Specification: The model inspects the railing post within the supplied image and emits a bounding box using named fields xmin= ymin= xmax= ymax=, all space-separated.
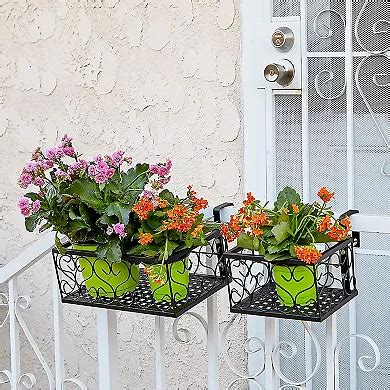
xmin=53 ymin=271 xmax=65 ymax=389
xmin=155 ymin=316 xmax=166 ymax=390
xmin=8 ymin=277 xmax=20 ymax=390
xmin=327 ymin=314 xmax=337 ymax=390
xmin=97 ymin=309 xmax=120 ymax=390
xmin=264 ymin=317 xmax=276 ymax=390
xmin=206 ymin=243 xmax=219 ymax=390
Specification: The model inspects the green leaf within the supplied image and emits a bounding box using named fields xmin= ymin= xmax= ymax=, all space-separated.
xmin=121 ymin=164 xmax=150 ymax=205
xmin=141 ymin=249 xmax=159 ymax=257
xmin=147 ymin=214 xmax=162 ymax=230
xmin=55 ymin=233 xmax=66 ymax=255
xmin=79 ymin=204 xmax=93 ymax=226
xmin=25 ymin=214 xmax=39 ymax=232
xmin=39 ymin=222 xmax=52 ymax=233
xmin=289 ymin=244 xmax=296 ymax=257
xmin=271 ymin=221 xmax=291 ymax=244
xmin=97 ymin=214 xmax=116 ymax=225
xmin=166 ymin=240 xmax=178 ymax=257
xmin=24 ymin=192 xmax=41 ymax=202
xmin=67 ymin=179 xmax=105 ymax=211
xmin=127 ymin=245 xmax=145 ymax=255
xmin=258 ymin=242 xmax=266 ymax=255
xmin=159 ymin=189 xmax=175 ymax=203
xmin=237 ymin=233 xmax=256 ymax=251
xmin=312 ymin=231 xmax=334 ymax=243
xmin=275 ymin=186 xmax=301 ymax=209
xmin=105 ymin=202 xmax=131 ymax=224
xmin=267 ymin=240 xmax=291 ymax=254
xmin=96 ymin=238 xmax=122 ymax=262
xmin=69 ymin=219 xmax=88 ymax=233
xmin=264 ymin=253 xmax=290 ymax=261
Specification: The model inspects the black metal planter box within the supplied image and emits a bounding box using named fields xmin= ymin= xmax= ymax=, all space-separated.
xmin=223 ymin=235 xmax=359 ymax=322
xmin=53 ymin=231 xmax=228 ymax=318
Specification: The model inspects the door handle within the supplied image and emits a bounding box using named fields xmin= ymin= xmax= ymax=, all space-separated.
xmin=264 ymin=59 xmax=295 ymax=86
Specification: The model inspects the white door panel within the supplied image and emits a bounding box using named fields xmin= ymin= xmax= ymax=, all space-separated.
xmin=247 ymin=0 xmax=390 ymax=388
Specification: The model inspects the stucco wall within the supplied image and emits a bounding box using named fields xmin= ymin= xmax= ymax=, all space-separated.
xmin=0 ymin=0 xmax=245 ymax=388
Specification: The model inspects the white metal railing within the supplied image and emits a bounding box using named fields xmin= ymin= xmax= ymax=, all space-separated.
xmin=0 ymin=208 xmax=386 ymax=389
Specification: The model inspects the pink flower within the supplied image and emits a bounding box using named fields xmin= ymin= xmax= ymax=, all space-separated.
xmin=18 ymin=197 xmax=30 ymax=209
xmin=32 ymin=200 xmax=41 ymax=213
xmin=61 ymin=134 xmax=72 ymax=146
xmin=24 ymin=162 xmax=38 ymax=172
xmin=141 ymin=190 xmax=154 ymax=200
xmin=88 ymin=165 xmax=97 ymax=176
xmin=55 ymin=169 xmax=70 ymax=181
xmin=18 ymin=197 xmax=32 ymax=217
xmin=45 ymin=147 xmax=64 ymax=160
xmin=18 ymin=172 xmax=33 ymax=188
xmin=63 ymin=146 xmax=75 ymax=157
xmin=40 ymin=160 xmax=54 ymax=170
xmin=107 ymin=151 xmax=124 ymax=168
xmin=33 ymin=177 xmax=45 ymax=187
xmin=68 ymin=160 xmax=88 ymax=176
xmin=88 ymin=160 xmax=115 ymax=184
xmin=149 ymin=159 xmax=172 ymax=178
xmin=113 ymin=223 xmax=127 ymax=239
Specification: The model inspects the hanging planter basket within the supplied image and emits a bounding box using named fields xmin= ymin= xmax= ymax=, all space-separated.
xmin=223 ymin=234 xmax=359 ymax=322
xmin=53 ymin=231 xmax=228 ymax=318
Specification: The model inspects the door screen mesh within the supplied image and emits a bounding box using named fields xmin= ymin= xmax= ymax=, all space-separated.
xmin=273 ymin=0 xmax=301 ymax=17
xmin=271 ymin=0 xmax=390 ymax=388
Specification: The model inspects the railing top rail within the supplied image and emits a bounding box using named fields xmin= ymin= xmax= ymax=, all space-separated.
xmin=0 ymin=232 xmax=55 ymax=284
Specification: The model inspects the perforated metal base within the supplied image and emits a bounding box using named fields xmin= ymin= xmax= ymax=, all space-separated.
xmin=230 ymin=283 xmax=358 ymax=322
xmin=61 ymin=270 xmax=228 ymax=318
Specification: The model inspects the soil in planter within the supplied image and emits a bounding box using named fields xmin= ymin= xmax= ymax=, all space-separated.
xmin=273 ymin=265 xmax=317 ymax=307
xmin=148 ymin=258 xmax=189 ymax=303
xmin=73 ymin=243 xmax=140 ymax=298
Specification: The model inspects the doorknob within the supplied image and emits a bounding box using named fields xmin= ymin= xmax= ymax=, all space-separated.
xmin=264 ymin=59 xmax=295 ymax=86
xmin=271 ymin=27 xmax=295 ymax=51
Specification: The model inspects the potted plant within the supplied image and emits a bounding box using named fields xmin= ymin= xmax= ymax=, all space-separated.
xmin=220 ymin=187 xmax=351 ymax=306
xmin=128 ymin=185 xmax=214 ymax=303
xmin=17 ymin=135 xmax=170 ymax=298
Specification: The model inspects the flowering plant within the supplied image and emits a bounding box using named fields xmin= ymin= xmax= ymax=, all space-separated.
xmin=128 ymin=185 xmax=213 ymax=281
xmin=17 ymin=135 xmax=172 ymax=262
xmin=221 ymin=187 xmax=351 ymax=265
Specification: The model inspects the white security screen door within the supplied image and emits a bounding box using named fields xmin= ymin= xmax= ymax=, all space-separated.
xmin=243 ymin=0 xmax=390 ymax=388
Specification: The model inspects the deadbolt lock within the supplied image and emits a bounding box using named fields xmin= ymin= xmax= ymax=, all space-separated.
xmin=264 ymin=60 xmax=295 ymax=86
xmin=272 ymin=26 xmax=295 ymax=52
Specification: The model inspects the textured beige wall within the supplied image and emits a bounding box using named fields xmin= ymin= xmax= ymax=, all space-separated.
xmin=0 ymin=0 xmax=245 ymax=388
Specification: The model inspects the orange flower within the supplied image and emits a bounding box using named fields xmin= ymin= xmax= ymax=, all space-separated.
xmin=251 ymin=212 xmax=268 ymax=225
xmin=133 ymin=197 xmax=155 ymax=220
xmin=252 ymin=228 xmax=264 ymax=236
xmin=317 ymin=187 xmax=335 ymax=203
xmin=327 ymin=224 xmax=349 ymax=241
xmin=187 ymin=185 xmax=208 ymax=212
xmin=340 ymin=216 xmax=351 ymax=231
xmin=191 ymin=224 xmax=204 ymax=238
xmin=167 ymin=204 xmax=187 ymax=219
xmin=318 ymin=215 xmax=332 ymax=232
xmin=157 ymin=198 xmax=168 ymax=209
xmin=292 ymin=204 xmax=299 ymax=213
xmin=138 ymin=232 xmax=154 ymax=245
xmin=243 ymin=192 xmax=256 ymax=206
xmin=164 ymin=204 xmax=196 ymax=232
xmin=220 ymin=215 xmax=243 ymax=242
xmin=295 ymin=245 xmax=322 ymax=265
